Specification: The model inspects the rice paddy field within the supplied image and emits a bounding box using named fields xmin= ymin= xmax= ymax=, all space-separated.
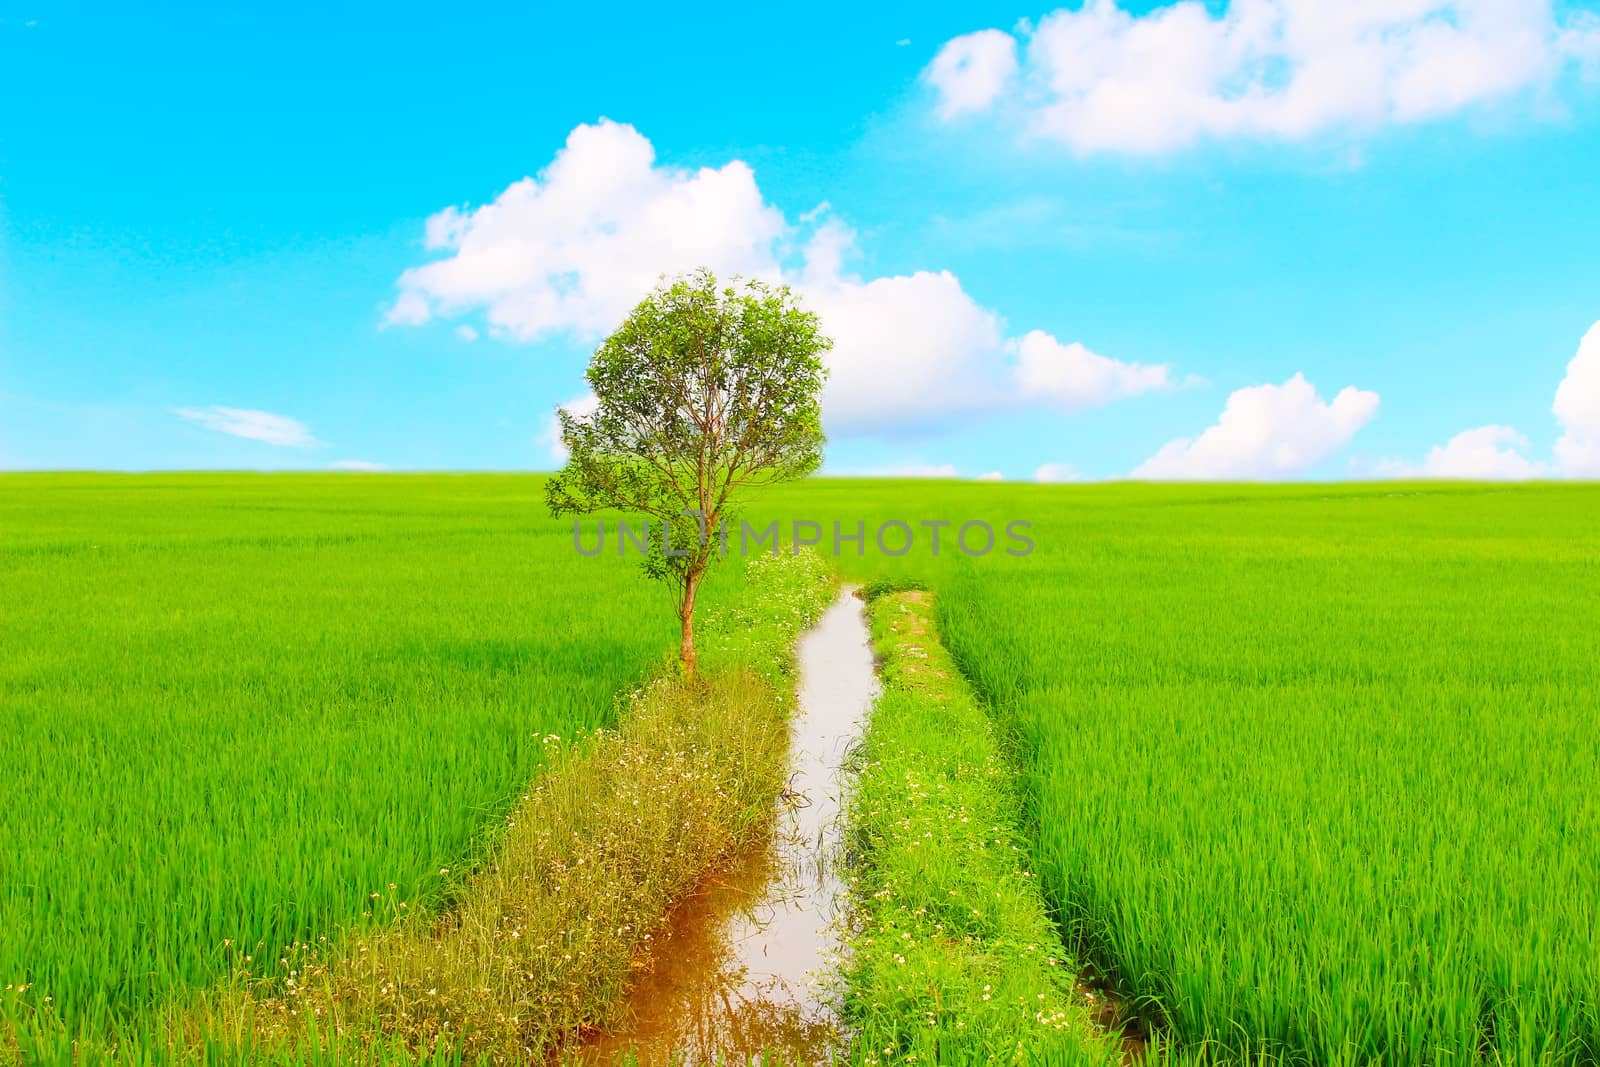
xmin=0 ymin=473 xmax=734 ymax=1047
xmin=763 ymin=479 xmax=1600 ymax=1065
xmin=4 ymin=473 xmax=1598 ymax=1063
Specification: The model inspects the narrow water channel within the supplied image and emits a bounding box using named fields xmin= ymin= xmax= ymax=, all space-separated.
xmin=582 ymin=586 xmax=879 ymax=1065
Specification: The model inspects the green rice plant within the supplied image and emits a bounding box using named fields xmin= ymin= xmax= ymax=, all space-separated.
xmin=756 ymin=479 xmax=1600 ymax=1064
xmin=0 ymin=473 xmax=758 ymax=1053
xmin=193 ymin=550 xmax=835 ymax=1064
xmin=9 ymin=473 xmax=1600 ymax=1065
xmin=842 ymin=588 xmax=1119 ymax=1067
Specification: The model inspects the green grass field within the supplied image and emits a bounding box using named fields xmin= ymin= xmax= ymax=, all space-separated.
xmin=762 ymin=479 xmax=1600 ymax=1064
xmin=5 ymin=475 xmax=1598 ymax=1063
xmin=0 ymin=473 xmax=747 ymax=1046
xmin=843 ymin=586 xmax=1119 ymax=1066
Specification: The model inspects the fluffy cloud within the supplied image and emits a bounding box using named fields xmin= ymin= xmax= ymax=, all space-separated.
xmin=390 ymin=120 xmax=1172 ymax=436
xmin=976 ymin=470 xmax=1006 ymax=481
xmin=1554 ymin=321 xmax=1600 ymax=477
xmin=391 ymin=121 xmax=783 ymax=340
xmin=1034 ymin=462 xmax=1081 ymax=482
xmin=928 ymin=0 xmax=1600 ymax=154
xmin=800 ymin=225 xmax=1010 ymax=427
xmin=1360 ymin=321 xmax=1598 ymax=480
xmin=540 ymin=391 xmax=600 ymax=464
xmin=174 ymin=406 xmax=320 ymax=448
xmin=1421 ymin=425 xmax=1545 ymax=478
xmin=330 ymin=459 xmax=387 ymax=471
xmin=1132 ymin=373 xmax=1378 ymax=479
xmin=924 ymin=28 xmax=1019 ymax=118
xmin=1011 ymin=329 xmax=1170 ymax=411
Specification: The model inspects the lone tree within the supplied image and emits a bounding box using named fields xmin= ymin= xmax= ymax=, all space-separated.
xmin=547 ymin=269 xmax=830 ymax=676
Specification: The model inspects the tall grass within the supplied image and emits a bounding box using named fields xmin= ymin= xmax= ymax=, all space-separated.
xmin=760 ymin=479 xmax=1600 ymax=1064
xmin=842 ymin=588 xmax=1118 ymax=1066
xmin=8 ymin=474 xmax=1599 ymax=1063
xmin=0 ymin=474 xmax=746 ymax=1051
xmin=204 ymin=552 xmax=835 ymax=1064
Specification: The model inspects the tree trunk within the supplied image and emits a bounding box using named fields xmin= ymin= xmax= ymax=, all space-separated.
xmin=679 ymin=573 xmax=699 ymax=677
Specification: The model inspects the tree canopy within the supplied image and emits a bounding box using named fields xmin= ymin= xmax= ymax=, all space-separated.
xmin=547 ymin=269 xmax=831 ymax=674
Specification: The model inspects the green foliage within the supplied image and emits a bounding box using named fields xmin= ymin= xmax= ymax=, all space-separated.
xmin=546 ymin=269 xmax=830 ymax=669
xmin=695 ymin=550 xmax=836 ymax=686
xmin=843 ymin=590 xmax=1118 ymax=1067
xmin=859 ymin=576 xmax=928 ymax=602
xmin=216 ymin=552 xmax=835 ymax=1065
xmin=9 ymin=473 xmax=1600 ymax=1066
xmin=0 ymin=476 xmax=834 ymax=1063
xmin=754 ymin=479 xmax=1600 ymax=1065
xmin=0 ymin=473 xmax=735 ymax=1053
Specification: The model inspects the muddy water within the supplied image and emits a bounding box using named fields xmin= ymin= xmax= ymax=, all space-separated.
xmin=582 ymin=587 xmax=878 ymax=1066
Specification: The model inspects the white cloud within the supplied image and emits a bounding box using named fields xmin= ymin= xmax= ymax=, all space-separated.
xmin=173 ymin=406 xmax=320 ymax=448
xmin=389 ymin=120 xmax=783 ymax=341
xmin=1554 ymin=321 xmax=1600 ymax=477
xmin=387 ymin=291 xmax=431 ymax=327
xmin=1421 ymin=424 xmax=1545 ymax=478
xmin=928 ymin=0 xmax=1600 ymax=154
xmin=976 ymin=470 xmax=1005 ymax=481
xmin=1363 ymin=321 xmax=1599 ymax=481
xmin=1011 ymin=329 xmax=1170 ymax=411
xmin=924 ymin=28 xmax=1020 ymax=118
xmin=540 ymin=391 xmax=600 ymax=464
xmin=1565 ymin=11 xmax=1600 ymax=77
xmin=1034 ymin=462 xmax=1081 ymax=482
xmin=454 ymin=325 xmax=480 ymax=342
xmin=389 ymin=119 xmax=1174 ymax=437
xmin=800 ymin=229 xmax=1010 ymax=428
xmin=1132 ymin=373 xmax=1379 ymax=479
xmin=330 ymin=459 xmax=387 ymax=471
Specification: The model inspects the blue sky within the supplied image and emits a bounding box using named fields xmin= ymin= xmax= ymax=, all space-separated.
xmin=3 ymin=0 xmax=1599 ymax=479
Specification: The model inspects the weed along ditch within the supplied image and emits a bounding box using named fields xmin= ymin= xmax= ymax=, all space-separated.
xmin=584 ymin=586 xmax=880 ymax=1065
